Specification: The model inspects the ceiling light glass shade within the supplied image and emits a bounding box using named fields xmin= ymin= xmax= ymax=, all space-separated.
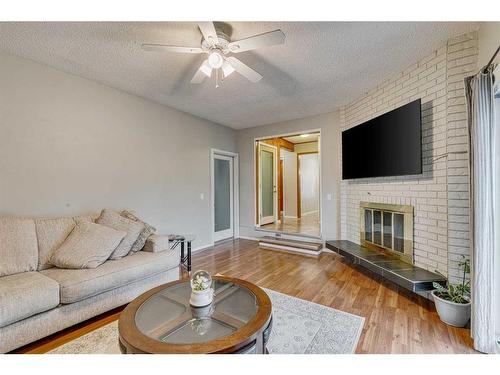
xmin=221 ymin=60 xmax=235 ymax=78
xmin=208 ymin=51 xmax=224 ymax=69
xmin=200 ymin=61 xmax=212 ymax=77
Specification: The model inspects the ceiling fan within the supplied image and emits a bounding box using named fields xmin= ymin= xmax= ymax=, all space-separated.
xmin=141 ymin=22 xmax=285 ymax=87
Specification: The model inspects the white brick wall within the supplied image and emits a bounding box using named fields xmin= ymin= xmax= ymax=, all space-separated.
xmin=340 ymin=32 xmax=478 ymax=281
xmin=446 ymin=33 xmax=478 ymax=283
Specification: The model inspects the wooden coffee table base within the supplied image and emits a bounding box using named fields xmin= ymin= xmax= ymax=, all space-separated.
xmin=119 ymin=318 xmax=273 ymax=354
xmin=118 ymin=276 xmax=273 ymax=354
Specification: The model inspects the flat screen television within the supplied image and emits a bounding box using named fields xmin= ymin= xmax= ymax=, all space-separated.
xmin=342 ymin=99 xmax=422 ymax=179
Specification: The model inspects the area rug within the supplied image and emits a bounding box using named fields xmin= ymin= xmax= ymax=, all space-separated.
xmin=48 ymin=288 xmax=364 ymax=354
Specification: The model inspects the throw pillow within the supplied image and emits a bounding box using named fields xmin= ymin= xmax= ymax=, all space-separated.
xmin=120 ymin=210 xmax=156 ymax=253
xmin=96 ymin=209 xmax=145 ymax=259
xmin=0 ymin=217 xmax=38 ymax=277
xmin=35 ymin=217 xmax=76 ymax=270
xmin=50 ymin=221 xmax=126 ymax=269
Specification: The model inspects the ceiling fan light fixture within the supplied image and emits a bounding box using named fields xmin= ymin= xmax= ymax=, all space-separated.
xmin=142 ymin=22 xmax=286 ymax=86
xmin=221 ymin=60 xmax=235 ymax=78
xmin=208 ymin=51 xmax=224 ymax=69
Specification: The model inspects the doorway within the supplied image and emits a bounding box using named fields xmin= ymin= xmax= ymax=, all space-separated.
xmin=211 ymin=149 xmax=239 ymax=243
xmin=254 ymin=131 xmax=321 ymax=238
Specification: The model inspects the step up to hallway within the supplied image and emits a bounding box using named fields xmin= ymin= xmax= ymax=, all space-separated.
xmin=258 ymin=236 xmax=323 ymax=256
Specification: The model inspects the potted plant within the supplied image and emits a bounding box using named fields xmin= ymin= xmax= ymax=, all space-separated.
xmin=432 ymin=256 xmax=471 ymax=327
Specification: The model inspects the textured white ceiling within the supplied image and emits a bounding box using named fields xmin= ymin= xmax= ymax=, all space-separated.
xmin=0 ymin=22 xmax=478 ymax=129
xmin=283 ymin=133 xmax=320 ymax=144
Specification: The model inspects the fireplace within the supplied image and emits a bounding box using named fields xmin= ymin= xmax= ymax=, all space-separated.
xmin=359 ymin=202 xmax=414 ymax=264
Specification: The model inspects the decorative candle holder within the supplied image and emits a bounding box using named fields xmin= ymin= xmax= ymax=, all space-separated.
xmin=189 ymin=270 xmax=214 ymax=307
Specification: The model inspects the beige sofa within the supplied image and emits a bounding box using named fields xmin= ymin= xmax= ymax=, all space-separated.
xmin=0 ymin=215 xmax=180 ymax=353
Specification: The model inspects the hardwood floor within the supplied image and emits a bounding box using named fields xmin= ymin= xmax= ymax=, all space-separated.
xmin=12 ymin=307 xmax=124 ymax=354
xmin=13 ymin=238 xmax=476 ymax=354
xmin=196 ymin=239 xmax=475 ymax=354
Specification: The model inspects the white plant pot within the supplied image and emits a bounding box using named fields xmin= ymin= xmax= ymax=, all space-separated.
xmin=432 ymin=291 xmax=471 ymax=328
xmin=190 ymin=288 xmax=214 ymax=307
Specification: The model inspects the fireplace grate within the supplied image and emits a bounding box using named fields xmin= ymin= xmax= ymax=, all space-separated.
xmin=359 ymin=202 xmax=414 ymax=264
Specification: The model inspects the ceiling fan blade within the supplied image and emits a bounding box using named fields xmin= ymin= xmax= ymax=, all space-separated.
xmin=191 ymin=60 xmax=211 ymax=84
xmin=228 ymin=29 xmax=285 ymax=53
xmin=198 ymin=22 xmax=219 ymax=46
xmin=226 ymin=57 xmax=262 ymax=83
xmin=141 ymin=44 xmax=204 ymax=54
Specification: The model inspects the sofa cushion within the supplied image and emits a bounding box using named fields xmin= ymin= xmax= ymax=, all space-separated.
xmin=41 ymin=249 xmax=180 ymax=304
xmin=96 ymin=209 xmax=144 ymax=259
xmin=50 ymin=221 xmax=126 ymax=269
xmin=0 ymin=272 xmax=60 ymax=328
xmin=143 ymin=234 xmax=170 ymax=253
xmin=35 ymin=217 xmax=76 ymax=270
xmin=0 ymin=217 xmax=38 ymax=277
xmin=120 ymin=210 xmax=156 ymax=253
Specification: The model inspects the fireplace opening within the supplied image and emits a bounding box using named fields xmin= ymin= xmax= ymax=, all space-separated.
xmin=360 ymin=202 xmax=414 ymax=264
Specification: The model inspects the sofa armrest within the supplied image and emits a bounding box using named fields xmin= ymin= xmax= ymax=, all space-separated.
xmin=143 ymin=234 xmax=170 ymax=253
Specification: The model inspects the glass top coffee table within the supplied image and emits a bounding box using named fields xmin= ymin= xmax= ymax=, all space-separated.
xmin=118 ymin=276 xmax=273 ymax=354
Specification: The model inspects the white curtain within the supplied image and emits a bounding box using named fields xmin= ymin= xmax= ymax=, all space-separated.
xmin=465 ymin=64 xmax=500 ymax=354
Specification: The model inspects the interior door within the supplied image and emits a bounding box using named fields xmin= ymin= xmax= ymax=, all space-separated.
xmin=298 ymin=153 xmax=320 ymax=216
xmin=214 ymin=154 xmax=233 ymax=242
xmin=258 ymin=143 xmax=277 ymax=225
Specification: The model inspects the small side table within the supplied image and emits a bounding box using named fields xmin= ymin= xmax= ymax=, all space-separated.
xmin=168 ymin=235 xmax=196 ymax=273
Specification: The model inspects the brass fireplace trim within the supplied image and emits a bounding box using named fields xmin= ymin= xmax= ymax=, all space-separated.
xmin=359 ymin=202 xmax=414 ymax=264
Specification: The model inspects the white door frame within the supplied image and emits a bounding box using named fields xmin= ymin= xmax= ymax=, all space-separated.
xmin=214 ymin=154 xmax=234 ymax=242
xmin=253 ymin=128 xmax=322 ymax=238
xmin=257 ymin=142 xmax=278 ymax=225
xmin=210 ymin=149 xmax=239 ymax=244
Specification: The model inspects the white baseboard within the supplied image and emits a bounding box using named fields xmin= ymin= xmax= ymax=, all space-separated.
xmin=301 ymin=210 xmax=319 ymax=217
xmin=237 ymin=235 xmax=259 ymax=241
xmin=193 ymin=236 xmax=263 ymax=250
xmin=192 ymin=237 xmax=258 ymax=253
xmin=192 ymin=243 xmax=214 ymax=253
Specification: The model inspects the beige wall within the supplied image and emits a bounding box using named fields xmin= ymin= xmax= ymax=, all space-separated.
xmin=0 ymin=52 xmax=236 ymax=250
xmin=478 ymin=22 xmax=500 ymax=67
xmin=236 ymin=111 xmax=341 ymax=240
